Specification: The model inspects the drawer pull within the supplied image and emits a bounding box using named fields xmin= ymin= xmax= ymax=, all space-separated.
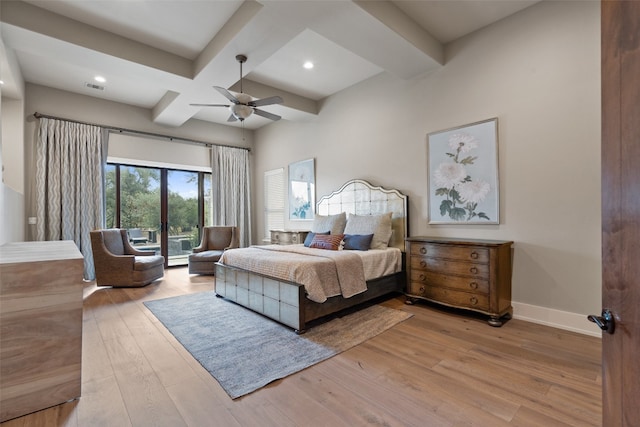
xmin=469 ymin=282 xmax=478 ymax=290
xmin=470 ymin=251 xmax=479 ymax=259
xmin=469 ymin=267 xmax=479 ymax=274
xmin=419 ymin=274 xmax=426 ymax=282
xmin=419 ymin=247 xmax=427 ymax=255
xmin=419 ymin=286 xmax=425 ymax=294
xmin=470 ymin=296 xmax=478 ymax=305
xmin=419 ymin=260 xmax=427 ymax=268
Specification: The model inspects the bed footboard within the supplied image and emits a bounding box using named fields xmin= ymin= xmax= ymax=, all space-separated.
xmin=215 ymin=262 xmax=405 ymax=333
xmin=215 ymin=262 xmax=307 ymax=331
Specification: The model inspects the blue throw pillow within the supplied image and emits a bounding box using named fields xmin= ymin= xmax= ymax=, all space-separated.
xmin=303 ymin=231 xmax=329 ymax=247
xmin=343 ymin=234 xmax=374 ymax=251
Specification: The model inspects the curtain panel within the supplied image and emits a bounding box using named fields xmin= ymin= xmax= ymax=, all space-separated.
xmin=35 ymin=118 xmax=108 ymax=279
xmin=211 ymin=146 xmax=251 ymax=247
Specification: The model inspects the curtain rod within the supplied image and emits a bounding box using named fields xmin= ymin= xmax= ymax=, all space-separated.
xmin=32 ymin=112 xmax=250 ymax=152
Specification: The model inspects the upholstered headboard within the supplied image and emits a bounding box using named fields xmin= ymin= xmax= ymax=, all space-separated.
xmin=316 ymin=179 xmax=409 ymax=251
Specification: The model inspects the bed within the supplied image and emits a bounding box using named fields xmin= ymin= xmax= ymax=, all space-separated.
xmin=214 ymin=179 xmax=409 ymax=333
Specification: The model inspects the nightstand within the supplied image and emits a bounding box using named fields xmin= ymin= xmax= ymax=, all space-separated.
xmin=270 ymin=230 xmax=310 ymax=245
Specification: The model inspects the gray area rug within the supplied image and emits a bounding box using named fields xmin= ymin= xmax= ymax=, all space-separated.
xmin=144 ymin=291 xmax=412 ymax=399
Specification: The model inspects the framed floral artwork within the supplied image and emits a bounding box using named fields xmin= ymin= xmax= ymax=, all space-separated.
xmin=288 ymin=158 xmax=315 ymax=220
xmin=427 ymin=118 xmax=499 ymax=224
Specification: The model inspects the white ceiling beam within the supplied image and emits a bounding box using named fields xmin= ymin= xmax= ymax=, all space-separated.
xmin=0 ymin=0 xmax=192 ymax=78
xmin=353 ymin=0 xmax=444 ymax=66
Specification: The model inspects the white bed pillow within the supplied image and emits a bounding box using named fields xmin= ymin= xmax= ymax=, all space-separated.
xmin=343 ymin=212 xmax=393 ymax=249
xmin=311 ymin=212 xmax=347 ymax=235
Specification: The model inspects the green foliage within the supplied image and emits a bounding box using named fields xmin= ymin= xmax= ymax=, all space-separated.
xmin=459 ymin=156 xmax=477 ymax=165
xmin=105 ymin=165 xmax=203 ymax=235
xmin=450 ymin=207 xmax=467 ymax=221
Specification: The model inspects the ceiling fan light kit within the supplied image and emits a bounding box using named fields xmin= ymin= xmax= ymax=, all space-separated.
xmin=191 ymin=54 xmax=283 ymax=123
xmin=231 ymin=103 xmax=253 ymax=121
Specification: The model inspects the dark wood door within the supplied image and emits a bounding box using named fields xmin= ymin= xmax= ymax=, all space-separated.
xmin=601 ymin=1 xmax=640 ymax=425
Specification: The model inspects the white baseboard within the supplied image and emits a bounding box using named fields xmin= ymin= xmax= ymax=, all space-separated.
xmin=512 ymin=301 xmax=601 ymax=338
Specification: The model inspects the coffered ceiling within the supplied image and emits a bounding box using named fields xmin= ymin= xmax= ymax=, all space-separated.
xmin=0 ymin=0 xmax=539 ymax=129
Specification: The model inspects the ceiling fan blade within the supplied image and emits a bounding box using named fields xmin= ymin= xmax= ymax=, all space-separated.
xmin=253 ymin=108 xmax=281 ymax=121
xmin=214 ymin=86 xmax=240 ymax=104
xmin=227 ymin=113 xmax=238 ymax=122
xmin=249 ymin=96 xmax=283 ymax=107
xmin=190 ymin=103 xmax=230 ymax=107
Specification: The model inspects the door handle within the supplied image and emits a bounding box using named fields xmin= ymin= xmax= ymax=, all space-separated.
xmin=587 ymin=309 xmax=615 ymax=334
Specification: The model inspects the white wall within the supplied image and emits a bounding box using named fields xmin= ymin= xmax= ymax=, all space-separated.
xmin=253 ymin=1 xmax=602 ymax=330
xmin=1 ymin=97 xmax=25 ymax=244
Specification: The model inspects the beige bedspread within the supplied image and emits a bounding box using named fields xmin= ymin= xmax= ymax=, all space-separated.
xmin=219 ymin=245 xmax=367 ymax=303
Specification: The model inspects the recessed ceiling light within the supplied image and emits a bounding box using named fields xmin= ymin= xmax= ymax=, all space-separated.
xmin=303 ymin=61 xmax=314 ymax=70
xmin=0 ymin=80 xmax=4 ymax=85
xmin=94 ymin=75 xmax=106 ymax=83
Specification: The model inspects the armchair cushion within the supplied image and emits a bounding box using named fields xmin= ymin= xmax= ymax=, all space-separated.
xmin=133 ymin=255 xmax=165 ymax=271
xmin=189 ymin=250 xmax=224 ymax=261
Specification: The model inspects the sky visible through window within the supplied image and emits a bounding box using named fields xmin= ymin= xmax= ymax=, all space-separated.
xmin=169 ymin=170 xmax=199 ymax=199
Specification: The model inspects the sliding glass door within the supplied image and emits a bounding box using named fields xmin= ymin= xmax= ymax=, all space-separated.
xmin=166 ymin=170 xmax=200 ymax=266
xmin=105 ymin=164 xmax=211 ymax=267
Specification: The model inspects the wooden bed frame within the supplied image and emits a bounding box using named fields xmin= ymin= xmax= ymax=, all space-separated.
xmin=214 ymin=179 xmax=409 ymax=333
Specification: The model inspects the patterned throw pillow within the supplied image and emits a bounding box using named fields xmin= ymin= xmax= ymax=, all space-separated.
xmin=303 ymin=231 xmax=329 ymax=247
xmin=309 ymin=234 xmax=344 ymax=250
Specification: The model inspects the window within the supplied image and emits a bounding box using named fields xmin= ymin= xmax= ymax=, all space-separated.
xmin=264 ymin=168 xmax=285 ymax=241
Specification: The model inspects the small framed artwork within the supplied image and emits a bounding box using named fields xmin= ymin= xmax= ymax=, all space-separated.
xmin=288 ymin=158 xmax=315 ymax=220
xmin=427 ymin=118 xmax=499 ymax=224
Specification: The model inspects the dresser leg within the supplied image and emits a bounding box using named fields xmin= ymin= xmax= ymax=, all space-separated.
xmin=488 ymin=316 xmax=503 ymax=327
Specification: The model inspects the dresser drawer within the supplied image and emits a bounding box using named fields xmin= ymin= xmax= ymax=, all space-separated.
xmin=410 ymin=256 xmax=489 ymax=278
xmin=408 ymin=282 xmax=489 ymax=311
xmin=408 ymin=242 xmax=489 ymax=263
xmin=410 ymin=270 xmax=489 ymax=294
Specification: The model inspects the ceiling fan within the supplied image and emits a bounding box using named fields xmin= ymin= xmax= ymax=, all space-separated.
xmin=191 ymin=54 xmax=283 ymax=122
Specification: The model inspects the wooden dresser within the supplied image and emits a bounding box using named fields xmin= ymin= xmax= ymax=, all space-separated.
xmin=270 ymin=230 xmax=309 ymax=245
xmin=405 ymin=237 xmax=513 ymax=326
xmin=0 ymin=241 xmax=84 ymax=422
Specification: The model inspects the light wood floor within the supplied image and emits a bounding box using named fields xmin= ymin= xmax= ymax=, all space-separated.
xmin=2 ymin=267 xmax=602 ymax=427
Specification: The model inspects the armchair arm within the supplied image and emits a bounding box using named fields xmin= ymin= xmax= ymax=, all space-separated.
xmin=225 ymin=227 xmax=240 ymax=250
xmin=122 ymin=234 xmax=156 ymax=256
xmin=192 ymin=228 xmax=209 ymax=253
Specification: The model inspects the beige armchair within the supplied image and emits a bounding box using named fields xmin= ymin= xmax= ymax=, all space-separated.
xmin=188 ymin=226 xmax=239 ymax=275
xmin=90 ymin=229 xmax=165 ymax=287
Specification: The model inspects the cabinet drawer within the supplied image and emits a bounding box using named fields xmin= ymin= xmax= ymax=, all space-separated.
xmin=409 ymin=242 xmax=489 ymax=263
xmin=410 ymin=256 xmax=489 ymax=278
xmin=270 ymin=231 xmax=308 ymax=245
xmin=410 ymin=270 xmax=489 ymax=294
xmin=408 ymin=282 xmax=489 ymax=311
